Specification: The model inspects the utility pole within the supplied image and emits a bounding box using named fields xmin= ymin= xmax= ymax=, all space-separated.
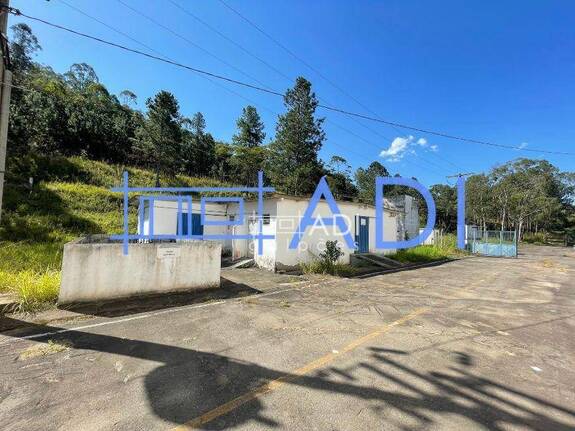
xmin=0 ymin=0 xmax=11 ymax=224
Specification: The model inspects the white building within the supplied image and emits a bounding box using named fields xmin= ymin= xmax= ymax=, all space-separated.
xmin=137 ymin=194 xmax=416 ymax=271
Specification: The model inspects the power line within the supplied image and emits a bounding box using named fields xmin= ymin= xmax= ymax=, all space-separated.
xmin=45 ymin=4 xmax=391 ymax=171
xmin=58 ymin=0 xmax=166 ymax=60
xmin=167 ymin=0 xmax=292 ymax=83
xmin=144 ymin=2 xmax=477 ymax=176
xmin=216 ymin=0 xmax=465 ymax=168
xmin=168 ymin=0 xmax=442 ymax=175
xmin=56 ymin=0 xmax=286 ymax=121
xmin=216 ymin=0 xmax=571 ymax=161
xmin=115 ymin=0 xmax=274 ymax=93
xmin=156 ymin=1 xmax=452 ymax=177
xmin=108 ymin=1 xmax=391 ymax=170
xmin=6 ymin=5 xmax=572 ymax=158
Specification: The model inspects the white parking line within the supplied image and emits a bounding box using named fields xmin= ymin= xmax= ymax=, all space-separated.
xmin=0 ymin=283 xmax=323 ymax=347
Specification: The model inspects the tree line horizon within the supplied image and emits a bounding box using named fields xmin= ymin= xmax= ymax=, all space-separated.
xmin=6 ymin=23 xmax=575 ymax=237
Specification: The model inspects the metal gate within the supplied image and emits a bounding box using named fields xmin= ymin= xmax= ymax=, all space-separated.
xmin=466 ymin=228 xmax=517 ymax=257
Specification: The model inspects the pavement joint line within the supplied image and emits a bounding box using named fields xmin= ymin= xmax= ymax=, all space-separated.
xmin=172 ymin=307 xmax=428 ymax=430
xmin=0 ymin=279 xmax=334 ymax=347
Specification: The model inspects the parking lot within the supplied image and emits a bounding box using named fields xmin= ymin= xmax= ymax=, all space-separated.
xmin=1 ymin=245 xmax=574 ymax=430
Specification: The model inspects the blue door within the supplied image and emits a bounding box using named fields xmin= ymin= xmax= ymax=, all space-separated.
xmin=357 ymin=216 xmax=369 ymax=253
xmin=177 ymin=213 xmax=204 ymax=237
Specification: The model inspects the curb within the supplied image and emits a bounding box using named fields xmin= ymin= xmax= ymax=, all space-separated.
xmin=352 ymin=258 xmax=455 ymax=279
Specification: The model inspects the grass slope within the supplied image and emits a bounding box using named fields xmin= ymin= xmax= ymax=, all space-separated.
xmin=0 ymin=155 xmax=230 ymax=311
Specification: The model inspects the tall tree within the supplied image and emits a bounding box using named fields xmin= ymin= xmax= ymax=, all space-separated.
xmin=9 ymin=23 xmax=41 ymax=74
xmin=430 ymin=184 xmax=457 ymax=231
xmin=230 ymin=106 xmax=266 ymax=185
xmin=267 ymin=77 xmax=325 ymax=195
xmin=354 ymin=161 xmax=389 ymax=204
xmin=181 ymin=112 xmax=216 ymax=177
xmin=232 ymin=105 xmax=265 ymax=148
xmin=134 ymin=91 xmax=183 ymax=184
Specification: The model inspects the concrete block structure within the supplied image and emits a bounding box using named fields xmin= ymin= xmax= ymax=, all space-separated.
xmin=59 ymin=236 xmax=221 ymax=304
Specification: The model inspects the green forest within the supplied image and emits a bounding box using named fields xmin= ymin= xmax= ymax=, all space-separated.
xmin=1 ymin=24 xmax=574 ymax=310
xmin=6 ymin=24 xmax=574 ymax=235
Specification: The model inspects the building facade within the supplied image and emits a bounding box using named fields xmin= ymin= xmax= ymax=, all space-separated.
xmin=137 ymin=194 xmax=416 ymax=271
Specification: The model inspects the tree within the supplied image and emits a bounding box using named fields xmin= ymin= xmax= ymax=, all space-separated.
xmin=232 ymin=105 xmax=265 ymax=148
xmin=430 ymin=184 xmax=457 ymax=231
xmin=134 ymin=91 xmax=183 ymax=184
xmin=466 ymin=174 xmax=492 ymax=231
xmin=64 ymin=63 xmax=99 ymax=91
xmin=326 ymin=156 xmax=357 ymax=200
xmin=230 ymin=106 xmax=267 ymax=185
xmin=119 ymin=90 xmax=137 ymax=107
xmin=181 ymin=112 xmax=216 ymax=177
xmin=462 ymin=158 xmax=575 ymax=238
xmin=230 ymin=146 xmax=267 ymax=186
xmin=211 ymin=141 xmax=233 ymax=181
xmin=354 ymin=161 xmax=389 ymax=204
xmin=9 ymin=23 xmax=41 ymax=74
xmin=267 ymin=77 xmax=325 ymax=195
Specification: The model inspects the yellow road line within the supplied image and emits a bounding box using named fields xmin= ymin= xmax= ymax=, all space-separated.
xmin=173 ymin=307 xmax=427 ymax=430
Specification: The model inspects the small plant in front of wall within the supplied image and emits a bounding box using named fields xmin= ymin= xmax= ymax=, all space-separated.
xmin=301 ymin=240 xmax=356 ymax=277
xmin=320 ymin=240 xmax=344 ymax=271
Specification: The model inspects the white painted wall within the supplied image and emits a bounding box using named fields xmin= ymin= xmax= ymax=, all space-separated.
xmin=228 ymin=200 xmax=278 ymax=270
xmin=59 ymin=239 xmax=221 ymax=304
xmin=138 ymin=196 xmax=401 ymax=271
xmin=273 ymin=197 xmax=399 ymax=268
xmin=137 ymin=199 xmax=231 ymax=251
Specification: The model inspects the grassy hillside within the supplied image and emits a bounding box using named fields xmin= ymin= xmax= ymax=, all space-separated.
xmin=0 ymin=155 xmax=230 ymax=311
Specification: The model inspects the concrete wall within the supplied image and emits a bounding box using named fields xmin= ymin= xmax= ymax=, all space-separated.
xmin=228 ymin=200 xmax=277 ymax=270
xmin=404 ymin=196 xmax=420 ymax=239
xmin=59 ymin=238 xmax=221 ymax=304
xmin=390 ymin=195 xmax=420 ymax=240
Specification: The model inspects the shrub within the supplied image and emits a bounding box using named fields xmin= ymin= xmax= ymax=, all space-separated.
xmin=319 ymin=240 xmax=344 ymax=269
xmin=300 ymin=260 xmax=357 ymax=277
xmin=522 ymin=232 xmax=547 ymax=244
xmin=301 ymin=241 xmax=356 ymax=277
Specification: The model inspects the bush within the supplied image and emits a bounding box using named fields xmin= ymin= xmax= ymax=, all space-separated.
xmin=301 ymin=241 xmax=356 ymax=277
xmin=0 ymin=242 xmax=63 ymax=312
xmin=522 ymin=232 xmax=548 ymax=244
xmin=319 ymin=240 xmax=344 ymax=271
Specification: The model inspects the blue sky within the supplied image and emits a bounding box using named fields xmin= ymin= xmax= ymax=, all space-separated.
xmin=10 ymin=0 xmax=575 ymax=185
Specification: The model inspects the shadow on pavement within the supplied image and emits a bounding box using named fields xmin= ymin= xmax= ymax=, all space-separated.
xmin=2 ymin=316 xmax=575 ymax=430
xmin=59 ymin=277 xmax=261 ymax=318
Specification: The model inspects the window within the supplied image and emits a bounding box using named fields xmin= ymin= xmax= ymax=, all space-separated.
xmin=263 ymin=214 xmax=271 ymax=225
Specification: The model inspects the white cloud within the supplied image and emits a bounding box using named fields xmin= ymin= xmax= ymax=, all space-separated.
xmin=518 ymin=142 xmax=528 ymax=150
xmin=380 ymin=135 xmax=438 ymax=162
xmin=380 ymin=136 xmax=414 ymax=162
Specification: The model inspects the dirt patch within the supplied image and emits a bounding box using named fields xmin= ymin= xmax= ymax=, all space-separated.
xmin=18 ymin=339 xmax=71 ymax=361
